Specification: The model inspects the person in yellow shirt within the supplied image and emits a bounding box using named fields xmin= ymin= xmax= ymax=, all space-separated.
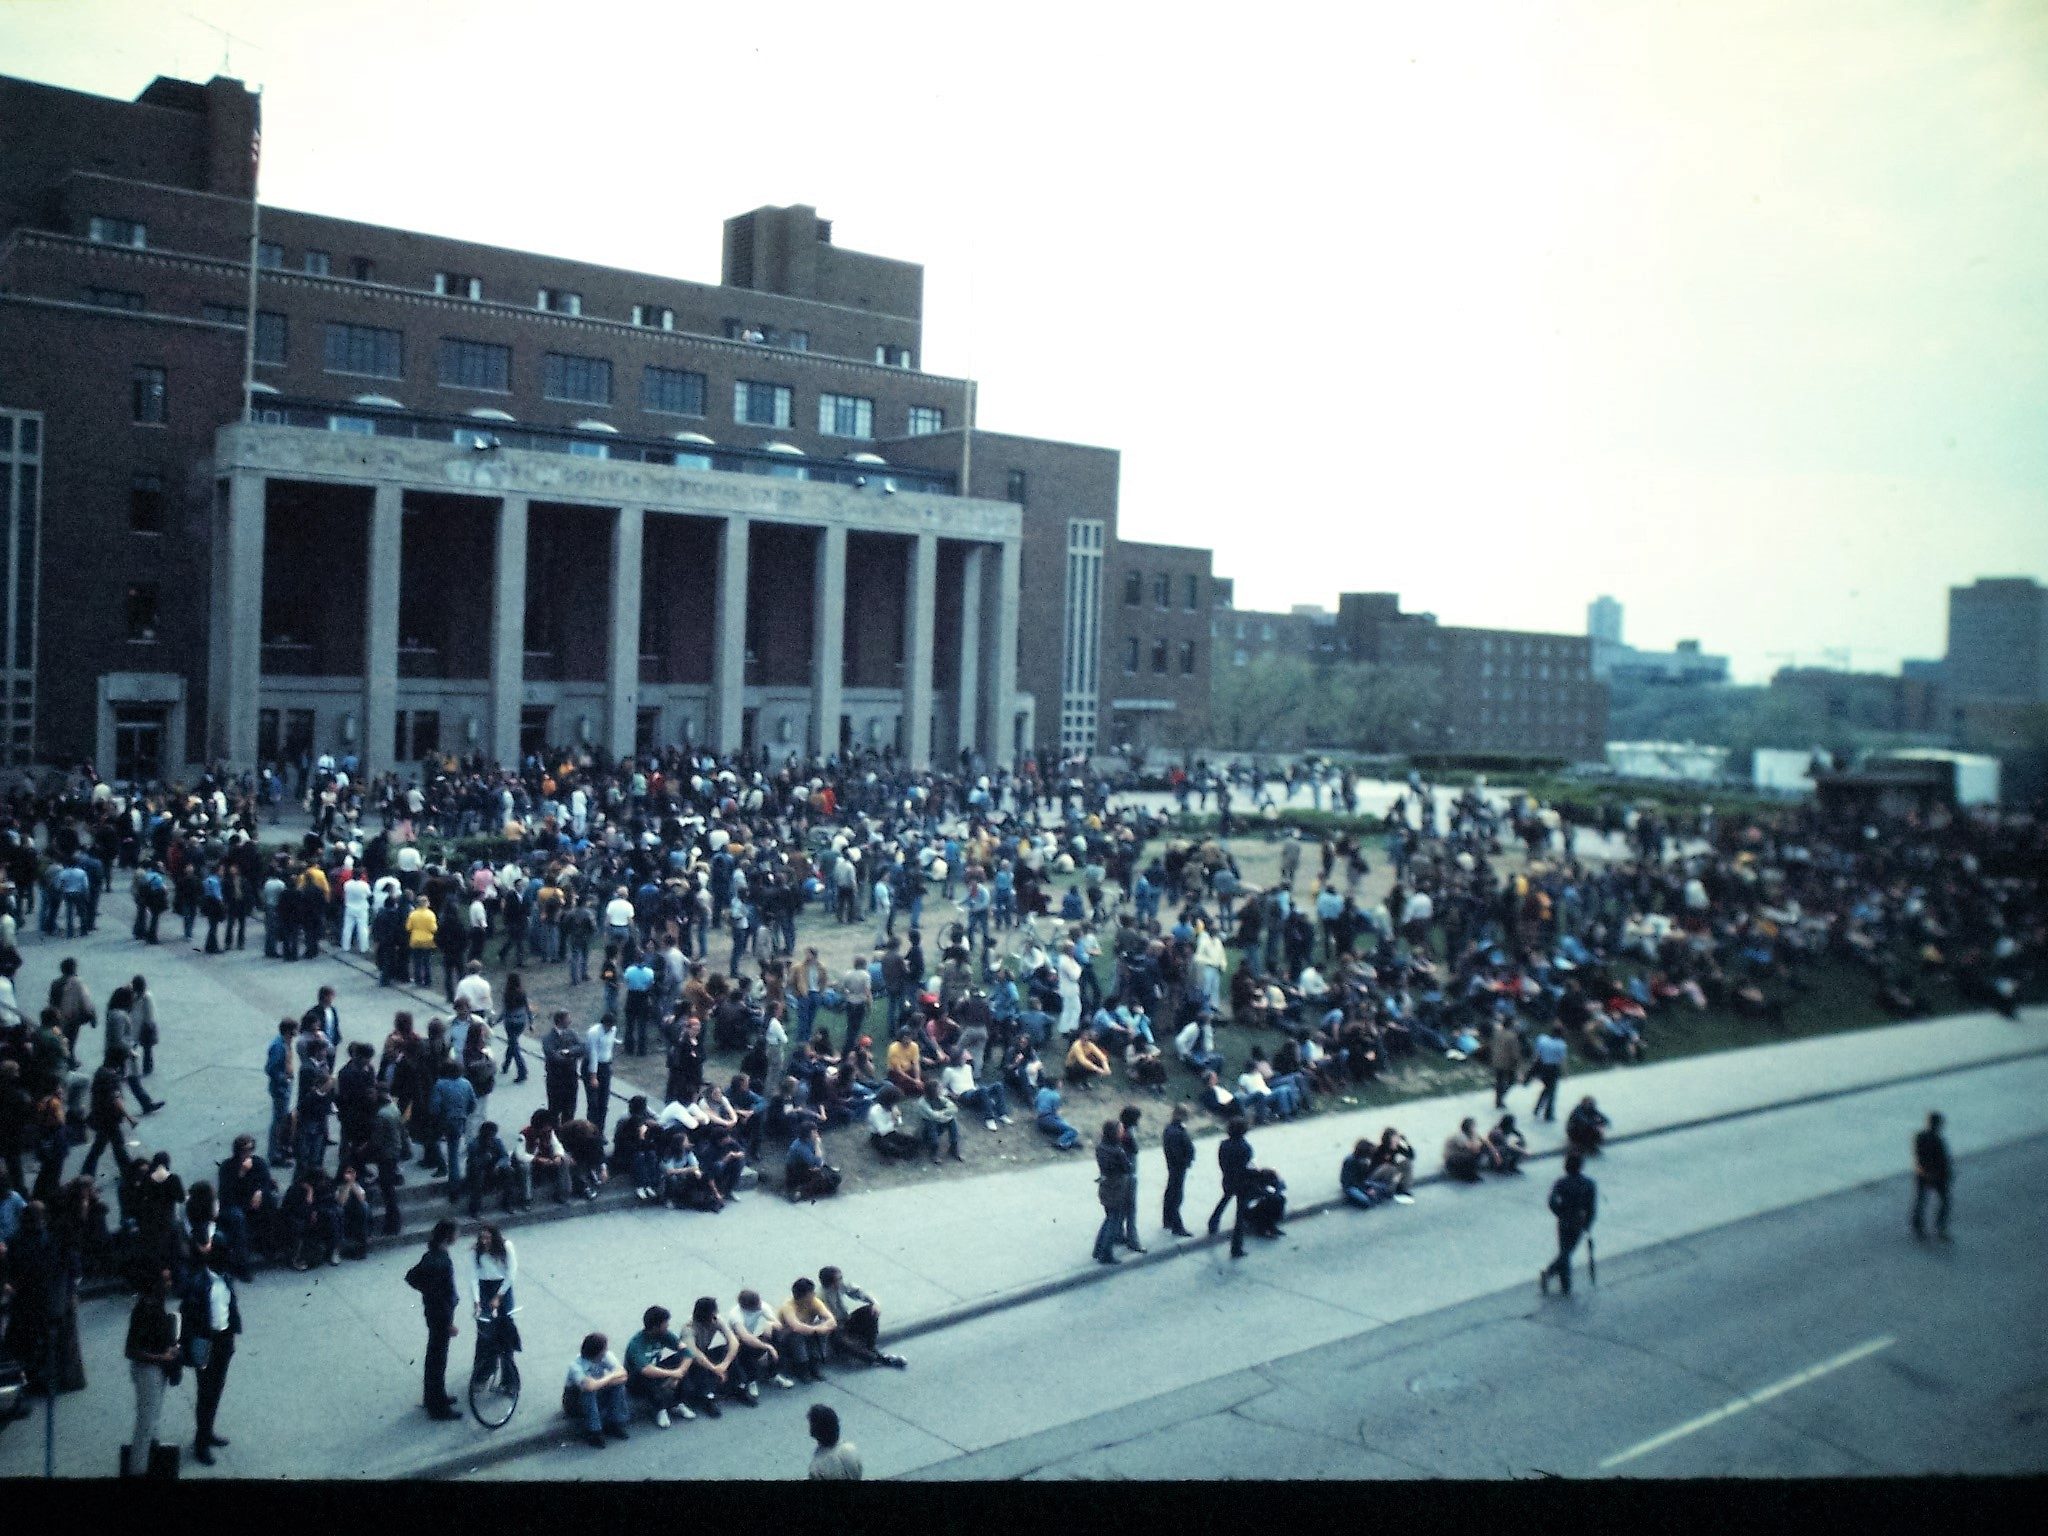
xmin=884 ymin=1030 xmax=925 ymax=1098
xmin=1064 ymin=1033 xmax=1112 ymax=1092
xmin=775 ymin=1278 xmax=837 ymax=1383
xmin=405 ymin=897 xmax=439 ymax=987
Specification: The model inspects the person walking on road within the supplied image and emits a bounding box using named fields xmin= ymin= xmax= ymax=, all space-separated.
xmin=1161 ymin=1103 xmax=1195 ymax=1237
xmin=1911 ymin=1111 xmax=1952 ymax=1242
xmin=1539 ymin=1151 xmax=1597 ymax=1296
xmin=1207 ymin=1116 xmax=1256 ymax=1259
xmin=405 ymin=1218 xmax=463 ymax=1420
xmin=1528 ymin=1023 xmax=1567 ymax=1122
xmin=1093 ymin=1119 xmax=1133 ymax=1265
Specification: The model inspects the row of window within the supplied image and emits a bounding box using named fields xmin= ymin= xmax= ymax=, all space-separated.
xmin=1123 ymin=570 xmax=1202 ymax=611
xmin=86 ymin=216 xmax=917 ymax=367
xmin=1123 ymin=637 xmax=1200 ymax=676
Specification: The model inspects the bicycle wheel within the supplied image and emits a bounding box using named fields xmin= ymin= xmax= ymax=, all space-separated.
xmin=469 ymin=1350 xmax=520 ymax=1429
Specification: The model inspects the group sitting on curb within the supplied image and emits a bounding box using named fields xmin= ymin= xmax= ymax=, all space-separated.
xmin=564 ymin=1267 xmax=907 ymax=1448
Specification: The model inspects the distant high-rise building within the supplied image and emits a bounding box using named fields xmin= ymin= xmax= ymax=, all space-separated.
xmin=1946 ymin=578 xmax=2048 ymax=705
xmin=1587 ymin=595 xmax=1624 ymax=646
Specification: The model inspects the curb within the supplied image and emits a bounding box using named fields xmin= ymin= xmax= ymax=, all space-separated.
xmin=406 ymin=1034 xmax=2048 ymax=1480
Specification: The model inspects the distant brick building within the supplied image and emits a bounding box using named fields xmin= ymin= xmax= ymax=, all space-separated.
xmin=0 ymin=69 xmax=1211 ymax=776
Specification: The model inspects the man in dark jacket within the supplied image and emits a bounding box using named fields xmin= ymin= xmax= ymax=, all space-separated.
xmin=182 ymin=1241 xmax=242 ymax=1464
xmin=1160 ymin=1102 xmax=1195 ymax=1238
xmin=1093 ymin=1119 xmax=1133 ymax=1265
xmin=1207 ymin=1116 xmax=1256 ymax=1259
xmin=1911 ymin=1111 xmax=1951 ymax=1241
xmin=1540 ymin=1151 xmax=1598 ymax=1296
xmin=406 ymin=1218 xmax=462 ymax=1419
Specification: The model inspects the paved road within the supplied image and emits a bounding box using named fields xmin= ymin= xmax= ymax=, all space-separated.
xmin=451 ymin=1053 xmax=2046 ymax=1481
xmin=910 ymin=1134 xmax=2047 ymax=1480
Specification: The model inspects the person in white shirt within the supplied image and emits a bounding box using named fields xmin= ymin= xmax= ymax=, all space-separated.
xmin=323 ymin=867 xmax=368 ymax=950
xmin=1056 ymin=947 xmax=1083 ymax=1038
xmin=583 ymin=1015 xmax=618 ymax=1130
xmin=454 ymin=960 xmax=495 ymax=1020
xmin=604 ymin=888 xmax=635 ymax=946
xmin=940 ymin=1051 xmax=1011 ymax=1130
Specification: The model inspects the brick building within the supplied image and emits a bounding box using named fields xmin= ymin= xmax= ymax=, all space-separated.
xmin=0 ymin=70 xmax=1212 ymax=777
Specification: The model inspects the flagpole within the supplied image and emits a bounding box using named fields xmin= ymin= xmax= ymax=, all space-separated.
xmin=960 ymin=378 xmax=975 ymax=494
xmin=241 ymin=87 xmax=263 ymax=424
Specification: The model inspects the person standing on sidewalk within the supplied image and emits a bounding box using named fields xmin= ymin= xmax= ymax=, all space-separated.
xmin=123 ymin=1264 xmax=180 ymax=1477
xmin=540 ymin=1010 xmax=584 ymax=1123
xmin=1539 ymin=1151 xmax=1597 ymax=1296
xmin=1911 ymin=1111 xmax=1951 ymax=1242
xmin=1489 ymin=1016 xmax=1524 ymax=1110
xmin=1115 ymin=1104 xmax=1147 ymax=1253
xmin=1093 ymin=1119 xmax=1134 ymax=1265
xmin=182 ymin=1240 xmax=242 ymax=1465
xmin=1161 ymin=1103 xmax=1195 ymax=1237
xmin=1207 ymin=1116 xmax=1256 ymax=1259
xmin=405 ymin=1218 xmax=462 ymax=1420
xmin=1529 ymin=1023 xmax=1567 ymax=1122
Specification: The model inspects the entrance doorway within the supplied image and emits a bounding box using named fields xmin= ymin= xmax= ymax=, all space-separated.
xmin=519 ymin=706 xmax=551 ymax=762
xmin=113 ymin=704 xmax=168 ymax=783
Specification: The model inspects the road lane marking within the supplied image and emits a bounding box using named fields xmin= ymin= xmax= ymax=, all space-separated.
xmin=1598 ymin=1335 xmax=1897 ymax=1471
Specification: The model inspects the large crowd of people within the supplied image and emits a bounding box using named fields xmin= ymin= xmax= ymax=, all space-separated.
xmin=0 ymin=743 xmax=2040 ymax=1466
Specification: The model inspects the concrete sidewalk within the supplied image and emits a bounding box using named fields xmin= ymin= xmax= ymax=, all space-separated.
xmin=1 ymin=997 xmax=2037 ymax=1479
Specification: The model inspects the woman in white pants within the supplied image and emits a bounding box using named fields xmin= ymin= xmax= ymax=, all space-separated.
xmin=124 ymin=1266 xmax=181 ymax=1475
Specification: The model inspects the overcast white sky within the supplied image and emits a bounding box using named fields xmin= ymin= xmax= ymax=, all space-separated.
xmin=7 ymin=0 xmax=2046 ymax=682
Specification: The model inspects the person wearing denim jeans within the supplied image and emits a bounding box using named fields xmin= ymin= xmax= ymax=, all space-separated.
xmin=264 ymin=1022 xmax=295 ymax=1164
xmin=775 ymin=1278 xmax=837 ymax=1382
xmin=912 ymin=1083 xmax=962 ymax=1162
xmin=428 ymin=1064 xmax=477 ymax=1196
xmin=1034 ymin=1083 xmax=1080 ymax=1151
xmin=565 ymin=1334 xmax=632 ymax=1446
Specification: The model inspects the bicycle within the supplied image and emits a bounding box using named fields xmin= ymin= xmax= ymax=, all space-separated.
xmin=468 ymin=1307 xmax=521 ymax=1429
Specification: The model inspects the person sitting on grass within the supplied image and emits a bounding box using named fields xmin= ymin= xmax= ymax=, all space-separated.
xmin=865 ymin=1084 xmax=921 ymax=1160
xmin=1004 ymin=1035 xmax=1045 ymax=1100
xmin=1484 ymin=1113 xmax=1528 ymax=1174
xmin=784 ymin=1122 xmax=842 ymax=1203
xmin=1124 ymin=1035 xmax=1168 ymax=1092
xmin=1196 ymin=1068 xmax=1238 ymax=1118
xmin=885 ymin=1027 xmax=926 ymax=1100
xmin=564 ymin=1331 xmax=632 ymax=1447
xmin=624 ymin=1304 xmax=691 ymax=1427
xmin=1033 ymin=1081 xmax=1081 ymax=1150
xmin=1566 ymin=1096 xmax=1610 ymax=1156
xmin=940 ymin=1048 xmax=1011 ymax=1130
xmin=1063 ymin=1032 xmax=1113 ymax=1092
xmin=911 ymin=1080 xmax=963 ymax=1162
xmin=1443 ymin=1117 xmax=1487 ymax=1182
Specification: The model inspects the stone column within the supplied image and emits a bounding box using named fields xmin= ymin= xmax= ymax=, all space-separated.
xmin=712 ymin=514 xmax=750 ymax=754
xmin=606 ymin=503 xmax=645 ymax=762
xmin=489 ymin=494 xmax=529 ymax=766
xmin=213 ymin=470 xmax=266 ymax=767
xmin=955 ymin=544 xmax=984 ymax=764
xmin=811 ymin=522 xmax=846 ymax=759
xmin=987 ymin=536 xmax=1021 ymax=768
xmin=902 ymin=530 xmax=937 ymax=769
xmin=361 ymin=483 xmax=403 ymax=776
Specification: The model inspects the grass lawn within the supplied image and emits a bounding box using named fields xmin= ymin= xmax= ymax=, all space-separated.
xmin=448 ymin=831 xmax=2025 ymax=1197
